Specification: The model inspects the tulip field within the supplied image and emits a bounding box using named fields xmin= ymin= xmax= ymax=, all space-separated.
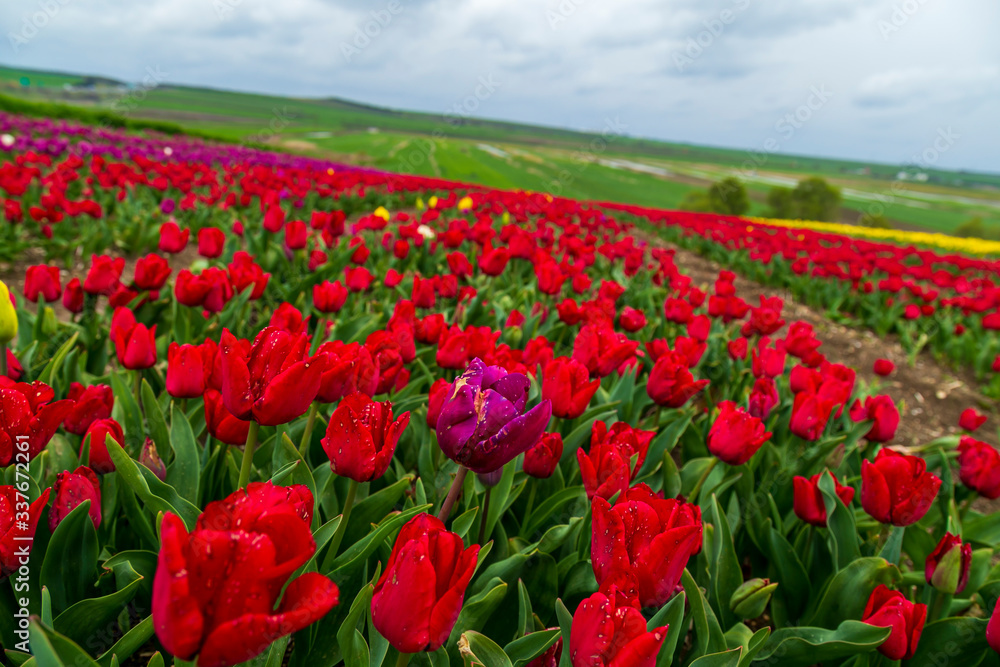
xmin=2 ymin=111 xmax=1000 ymax=667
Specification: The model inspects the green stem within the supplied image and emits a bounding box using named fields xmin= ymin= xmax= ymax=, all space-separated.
xmin=689 ymin=458 xmax=720 ymax=503
xmin=299 ymin=402 xmax=319 ymax=460
xmin=478 ymin=488 xmax=493 ymax=544
xmin=959 ymin=495 xmax=975 ymax=520
xmin=237 ymin=421 xmax=260 ymax=489
xmin=437 ymin=466 xmax=469 ymax=522
xmin=928 ymin=589 xmax=953 ymax=622
xmin=133 ymin=370 xmax=142 ymax=409
xmin=327 ymin=479 xmax=359 ymax=559
xmin=395 ymin=652 xmax=411 ymax=667
xmin=524 ymin=483 xmax=538 ymax=523
xmin=0 ymin=342 xmax=7 ymax=378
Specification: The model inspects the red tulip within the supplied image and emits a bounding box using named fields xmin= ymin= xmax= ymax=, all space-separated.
xmin=83 ymin=254 xmax=125 ymax=296
xmin=134 ymin=254 xmax=172 ymax=291
xmin=577 ymin=421 xmax=653 ymax=501
xmin=219 ymin=327 xmax=325 ymax=426
xmin=63 ymin=382 xmax=113 ymax=435
xmin=321 ymin=392 xmax=410 ymax=482
xmin=371 ymin=514 xmax=480 ymax=654
xmin=478 ymin=242 xmax=509 ymax=276
xmin=203 ymin=389 xmax=251 ymax=446
xmin=708 ymin=401 xmax=771 ymax=466
xmin=873 ymin=359 xmax=895 ymax=376
xmin=426 ymin=377 xmax=450 ymax=428
xmin=988 ymin=596 xmax=1000 ymax=654
xmin=228 ymin=252 xmax=270 ymax=300
xmin=959 ymin=408 xmax=987 ymax=432
xmin=62 ymin=277 xmax=84 ymax=313
xmin=365 ymin=330 xmax=404 ymax=395
xmin=727 ymin=338 xmax=748 ymax=360
xmin=850 ymin=396 xmax=900 ymax=443
xmin=313 ymin=280 xmax=348 ymax=313
xmin=411 ymin=275 xmax=436 ymax=309
xmin=344 ymin=266 xmax=373 ymax=292
xmin=197 ymin=227 xmax=226 ymax=258
xmin=742 ymin=295 xmax=785 ymax=336
xmin=269 ymin=302 xmax=308 ymax=335
xmin=861 ymin=585 xmax=926 ymax=660
xmin=23 ymin=265 xmax=61 ymax=303
xmin=573 ymin=323 xmax=638 ymax=378
xmin=646 ymin=351 xmax=709 ymax=408
xmin=537 ymin=261 xmax=566 ymax=295
xmin=84 ymin=418 xmax=125 ymax=474
xmin=592 ymin=484 xmax=702 ymax=608
xmin=542 ymin=356 xmax=600 ymax=419
xmin=751 ymin=341 xmax=786 ymax=378
xmin=523 ymin=432 xmax=563 ymax=479
xmin=569 ymin=588 xmax=667 ymax=667
xmin=316 ymin=341 xmax=380 ymax=403
xmin=49 ymin=466 xmax=101 ymax=532
xmin=956 ymin=436 xmax=1000 ymax=499
xmin=1 ymin=486 xmax=50 ymax=579
xmin=141 ymin=438 xmax=168 ymax=481
xmin=789 ymin=391 xmax=837 ymax=441
xmin=861 ymin=449 xmax=941 ymax=526
xmin=0 ymin=380 xmax=73 ymax=466
xmin=784 ymin=321 xmax=821 ymax=360
xmin=158 ymin=221 xmax=190 ymax=253
xmin=153 ymin=483 xmax=338 ymax=667
xmin=110 ymin=307 xmax=157 ymax=369
xmin=925 ymin=532 xmax=972 ymax=594
xmin=792 ymin=472 xmax=855 ymax=527
xmin=166 ymin=342 xmax=213 ymax=398
xmin=748 ymin=377 xmax=779 ymax=420
xmin=285 ymin=219 xmax=308 ymax=250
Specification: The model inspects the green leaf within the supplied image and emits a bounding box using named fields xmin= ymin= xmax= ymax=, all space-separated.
xmin=326 ymin=504 xmax=431 ymax=575
xmin=36 ymin=332 xmax=79 ymax=387
xmin=904 ymin=617 xmax=989 ymax=667
xmin=649 ymin=592 xmax=685 ymax=667
xmin=682 ymin=568 xmax=727 ymax=657
xmin=453 ymin=506 xmax=480 ymax=540
xmin=555 ymin=599 xmax=574 ymax=667
xmin=96 ymin=616 xmax=154 ymax=667
xmin=805 ymin=558 xmax=901 ymax=629
xmin=638 ymin=412 xmax=692 ymax=478
xmin=819 ymin=471 xmax=860 ymax=570
xmin=750 ymin=621 xmax=890 ymax=667
xmin=504 ymin=629 xmax=559 ymax=667
xmin=106 ymin=438 xmax=201 ymax=529
xmin=344 ymin=476 xmax=414 ymax=547
xmin=39 ymin=502 xmax=98 ymax=612
xmin=764 ymin=523 xmax=810 ymax=623
xmin=26 ymin=619 xmax=101 ymax=667
xmin=462 ymin=631 xmax=514 ymax=667
xmin=876 ymin=525 xmax=905 ymax=565
xmin=110 ymin=372 xmax=144 ymax=450
xmin=449 ymin=581 xmax=508 ymax=644
xmin=561 ymin=411 xmax=618 ymax=460
xmin=484 ymin=462 xmax=516 ymax=542
xmin=140 ymin=380 xmax=171 ymax=460
xmin=53 ymin=577 xmax=143 ymax=649
xmin=522 ymin=487 xmax=585 ymax=538
xmin=167 ymin=405 xmax=201 ymax=504
xmin=964 ymin=511 xmax=1000 ymax=547
xmin=517 ymin=580 xmax=534 ymax=639
xmin=709 ymin=495 xmax=743 ymax=629
xmin=337 ymin=585 xmax=374 ymax=667
xmin=689 ymin=649 xmax=742 ymax=667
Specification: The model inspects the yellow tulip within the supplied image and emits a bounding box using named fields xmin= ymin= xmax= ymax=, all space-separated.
xmin=0 ymin=281 xmax=18 ymax=344
xmin=373 ymin=206 xmax=390 ymax=222
xmin=457 ymin=196 xmax=473 ymax=211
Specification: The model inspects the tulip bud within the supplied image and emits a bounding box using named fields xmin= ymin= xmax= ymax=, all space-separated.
xmin=730 ymin=578 xmax=778 ymax=619
xmin=39 ymin=305 xmax=58 ymax=337
xmin=0 ymin=280 xmax=17 ymax=344
xmin=925 ymin=532 xmax=972 ymax=595
xmin=140 ymin=439 xmax=168 ymax=481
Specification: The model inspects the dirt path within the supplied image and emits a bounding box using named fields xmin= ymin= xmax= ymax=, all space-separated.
xmin=662 ymin=243 xmax=998 ymax=449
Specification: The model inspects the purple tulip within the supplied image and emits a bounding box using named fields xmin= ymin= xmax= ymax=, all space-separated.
xmin=436 ymin=358 xmax=552 ymax=474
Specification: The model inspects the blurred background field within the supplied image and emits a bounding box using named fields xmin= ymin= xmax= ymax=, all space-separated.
xmin=4 ymin=63 xmax=999 ymax=238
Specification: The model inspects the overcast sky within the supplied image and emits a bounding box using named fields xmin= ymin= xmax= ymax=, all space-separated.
xmin=3 ymin=0 xmax=998 ymax=172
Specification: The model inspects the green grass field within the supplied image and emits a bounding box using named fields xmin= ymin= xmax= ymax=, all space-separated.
xmin=3 ymin=63 xmax=998 ymax=235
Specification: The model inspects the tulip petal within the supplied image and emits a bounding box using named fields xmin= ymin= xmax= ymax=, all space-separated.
xmin=152 ymin=514 xmax=204 ymax=661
